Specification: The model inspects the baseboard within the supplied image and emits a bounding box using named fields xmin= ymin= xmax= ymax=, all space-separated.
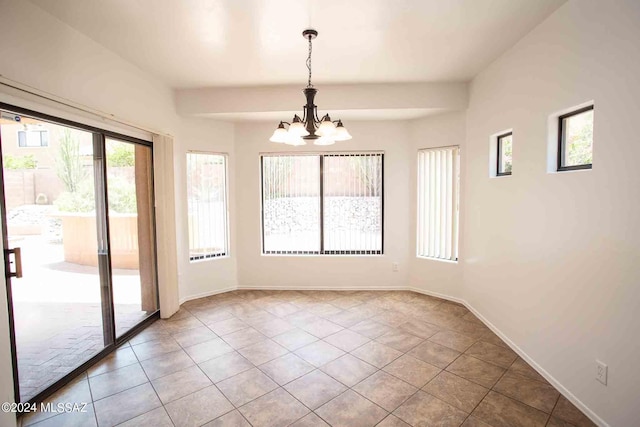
xmin=178 ymin=286 xmax=238 ymax=305
xmin=408 ymin=286 xmax=608 ymax=427
xmin=406 ymin=286 xmax=467 ymax=306
xmin=237 ymin=284 xmax=405 ymax=291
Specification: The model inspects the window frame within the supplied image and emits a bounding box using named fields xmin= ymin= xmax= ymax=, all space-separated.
xmin=260 ymin=152 xmax=384 ymax=256
xmin=186 ymin=151 xmax=230 ymax=262
xmin=557 ymin=105 xmax=594 ymax=172
xmin=496 ymin=132 xmax=513 ymax=176
xmin=17 ymin=128 xmax=49 ymax=147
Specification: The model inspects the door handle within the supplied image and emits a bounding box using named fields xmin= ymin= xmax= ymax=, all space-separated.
xmin=6 ymin=247 xmax=22 ymax=279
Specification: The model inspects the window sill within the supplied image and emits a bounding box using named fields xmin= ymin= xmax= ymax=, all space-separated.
xmin=261 ymin=253 xmax=384 ymax=258
xmin=416 ymin=256 xmax=458 ymax=264
xmin=549 ymin=166 xmax=592 ymax=174
xmin=189 ymin=255 xmax=230 ymax=264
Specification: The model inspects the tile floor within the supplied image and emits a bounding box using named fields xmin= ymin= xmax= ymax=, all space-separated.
xmin=15 ymin=303 xmax=151 ymax=401
xmin=21 ymin=290 xmax=597 ymax=427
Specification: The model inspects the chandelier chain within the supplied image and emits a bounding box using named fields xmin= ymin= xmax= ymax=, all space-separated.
xmin=306 ymin=36 xmax=313 ymax=88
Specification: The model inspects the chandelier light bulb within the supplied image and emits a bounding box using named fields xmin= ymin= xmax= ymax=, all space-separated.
xmin=333 ymin=120 xmax=352 ymax=141
xmin=314 ymin=136 xmax=336 ymax=146
xmin=316 ymin=115 xmax=336 ymax=137
xmin=286 ymin=134 xmax=307 ymax=146
xmin=288 ymin=115 xmax=310 ymax=137
xmin=269 ymin=122 xmax=289 ymax=143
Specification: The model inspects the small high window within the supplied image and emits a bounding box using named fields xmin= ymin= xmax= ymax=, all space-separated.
xmin=496 ymin=132 xmax=513 ymax=176
xmin=17 ymin=128 xmax=48 ymax=147
xmin=558 ymin=105 xmax=594 ymax=171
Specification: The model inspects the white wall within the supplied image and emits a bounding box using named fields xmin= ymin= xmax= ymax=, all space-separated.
xmin=175 ymin=119 xmax=237 ymax=302
xmin=235 ymin=120 xmax=411 ymax=289
xmin=408 ymin=112 xmax=466 ymax=300
xmin=462 ymin=1 xmax=640 ymax=425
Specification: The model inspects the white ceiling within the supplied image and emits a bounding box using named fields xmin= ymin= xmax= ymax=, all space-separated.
xmin=30 ymin=0 xmax=566 ymax=89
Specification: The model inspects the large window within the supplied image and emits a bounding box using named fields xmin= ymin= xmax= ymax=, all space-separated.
xmin=261 ymin=153 xmax=383 ymax=255
xmin=417 ymin=146 xmax=460 ymax=261
xmin=186 ymin=152 xmax=229 ymax=261
xmin=558 ymin=105 xmax=594 ymax=171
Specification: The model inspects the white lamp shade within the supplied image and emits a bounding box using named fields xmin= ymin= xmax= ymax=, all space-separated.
xmin=288 ymin=121 xmax=310 ymax=137
xmin=314 ymin=136 xmax=335 ymax=146
xmin=316 ymin=119 xmax=336 ymax=137
xmin=269 ymin=127 xmax=289 ymax=143
xmin=286 ymin=135 xmax=307 ymax=146
xmin=333 ymin=125 xmax=352 ymax=141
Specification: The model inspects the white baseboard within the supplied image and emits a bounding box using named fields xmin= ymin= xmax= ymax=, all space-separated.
xmin=178 ymin=286 xmax=237 ymax=305
xmin=406 ymin=286 xmax=467 ymax=306
xmin=177 ymin=284 xmax=606 ymax=427
xmin=237 ymin=284 xmax=404 ymax=291
xmin=408 ymin=286 xmax=607 ymax=427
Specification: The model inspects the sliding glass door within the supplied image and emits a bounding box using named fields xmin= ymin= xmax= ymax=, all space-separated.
xmin=0 ymin=106 xmax=158 ymax=403
xmin=105 ymin=138 xmax=157 ymax=337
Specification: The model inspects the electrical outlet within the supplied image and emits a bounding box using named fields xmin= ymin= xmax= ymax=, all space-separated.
xmin=596 ymin=360 xmax=608 ymax=385
xmin=392 ymin=262 xmax=399 ymax=272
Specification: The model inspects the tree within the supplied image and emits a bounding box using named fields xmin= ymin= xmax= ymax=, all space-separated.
xmin=55 ymin=129 xmax=88 ymax=192
xmin=106 ymin=141 xmax=135 ymax=167
xmin=566 ymin=111 xmax=593 ymax=165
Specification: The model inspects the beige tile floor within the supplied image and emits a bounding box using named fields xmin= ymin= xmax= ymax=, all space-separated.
xmin=21 ymin=290 xmax=597 ymax=427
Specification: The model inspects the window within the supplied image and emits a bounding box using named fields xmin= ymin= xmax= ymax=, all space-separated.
xmin=417 ymin=146 xmax=460 ymax=261
xmin=261 ymin=153 xmax=383 ymax=255
xmin=558 ymin=105 xmax=594 ymax=171
xmin=17 ymin=128 xmax=48 ymax=147
xmin=186 ymin=152 xmax=229 ymax=261
xmin=496 ymin=132 xmax=513 ymax=176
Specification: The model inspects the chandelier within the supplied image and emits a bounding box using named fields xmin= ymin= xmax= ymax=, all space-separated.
xmin=269 ymin=29 xmax=352 ymax=146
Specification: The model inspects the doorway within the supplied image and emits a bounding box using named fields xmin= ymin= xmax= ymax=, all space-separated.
xmin=0 ymin=105 xmax=159 ymax=404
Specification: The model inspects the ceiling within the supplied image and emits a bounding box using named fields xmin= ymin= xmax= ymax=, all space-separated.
xmin=30 ymin=0 xmax=566 ymax=89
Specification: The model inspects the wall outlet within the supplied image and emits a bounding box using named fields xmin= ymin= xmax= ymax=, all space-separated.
xmin=392 ymin=262 xmax=399 ymax=272
xmin=596 ymin=360 xmax=608 ymax=385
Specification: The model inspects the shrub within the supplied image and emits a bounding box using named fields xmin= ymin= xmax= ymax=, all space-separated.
xmin=54 ymin=180 xmax=96 ymax=213
xmin=53 ymin=177 xmax=137 ymax=214
xmin=3 ymin=154 xmax=37 ymax=169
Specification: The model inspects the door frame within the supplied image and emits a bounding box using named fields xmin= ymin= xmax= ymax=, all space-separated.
xmin=0 ymin=102 xmax=160 ymax=408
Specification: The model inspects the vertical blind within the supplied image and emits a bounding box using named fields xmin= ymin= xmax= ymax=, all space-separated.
xmin=186 ymin=152 xmax=228 ymax=261
xmin=417 ymin=146 xmax=460 ymax=261
xmin=261 ymin=152 xmax=383 ymax=255
xmin=262 ymin=155 xmax=321 ymax=254
xmin=323 ymin=154 xmax=383 ymax=254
